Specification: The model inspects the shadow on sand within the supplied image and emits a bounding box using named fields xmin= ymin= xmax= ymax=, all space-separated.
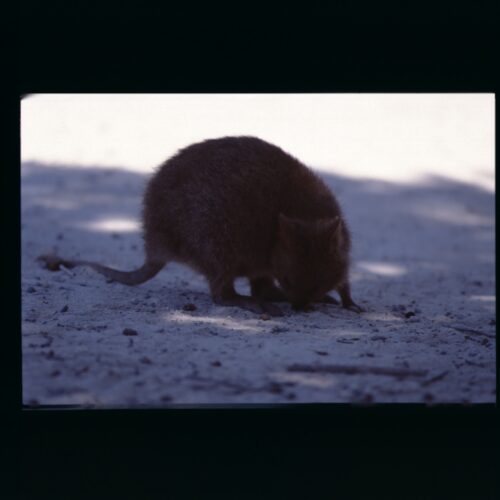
xmin=20 ymin=160 xmax=496 ymax=404
xmin=21 ymin=159 xmax=495 ymax=315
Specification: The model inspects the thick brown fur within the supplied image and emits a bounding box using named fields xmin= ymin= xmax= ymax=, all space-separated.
xmin=38 ymin=136 xmax=362 ymax=316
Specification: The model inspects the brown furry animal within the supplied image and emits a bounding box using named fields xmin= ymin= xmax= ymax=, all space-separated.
xmin=38 ymin=136 xmax=363 ymax=316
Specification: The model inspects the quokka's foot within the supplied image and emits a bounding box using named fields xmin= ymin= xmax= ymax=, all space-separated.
xmin=342 ymin=301 xmax=364 ymax=314
xmin=214 ymin=295 xmax=284 ymax=317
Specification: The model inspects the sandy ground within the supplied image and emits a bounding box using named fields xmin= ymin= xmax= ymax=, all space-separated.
xmin=21 ymin=94 xmax=495 ymax=405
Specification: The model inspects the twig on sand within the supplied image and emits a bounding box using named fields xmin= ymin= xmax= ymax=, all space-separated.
xmin=59 ymin=264 xmax=75 ymax=277
xmin=421 ymin=370 xmax=449 ymax=387
xmin=287 ymin=364 xmax=428 ymax=379
xmin=448 ymin=325 xmax=495 ymax=340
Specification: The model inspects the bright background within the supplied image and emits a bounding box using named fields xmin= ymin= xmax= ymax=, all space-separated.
xmin=21 ymin=93 xmax=495 ymax=192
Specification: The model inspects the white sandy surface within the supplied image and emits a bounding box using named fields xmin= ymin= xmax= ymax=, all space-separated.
xmin=21 ymin=94 xmax=495 ymax=405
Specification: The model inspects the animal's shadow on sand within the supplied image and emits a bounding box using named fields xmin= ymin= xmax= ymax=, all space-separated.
xmin=21 ymin=160 xmax=496 ymax=329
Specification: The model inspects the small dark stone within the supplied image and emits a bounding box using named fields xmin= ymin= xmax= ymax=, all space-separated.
xmin=269 ymin=384 xmax=283 ymax=394
xmin=423 ymin=393 xmax=434 ymax=403
xmin=60 ymin=305 xmax=69 ymax=313
xmin=122 ymin=328 xmax=138 ymax=336
xmin=27 ymin=286 xmax=36 ymax=294
xmin=315 ymin=351 xmax=328 ymax=356
xmin=182 ymin=303 xmax=197 ymax=312
xmin=271 ymin=326 xmax=289 ymax=333
xmin=211 ymin=361 xmax=222 ymax=367
xmin=363 ymin=393 xmax=374 ymax=403
xmin=404 ymin=311 xmax=416 ymax=319
xmin=473 ymin=280 xmax=483 ymax=286
xmin=76 ymin=366 xmax=89 ymax=375
xmin=50 ymin=370 xmax=61 ymax=377
xmin=489 ymin=319 xmax=496 ymax=326
xmin=392 ymin=304 xmax=406 ymax=311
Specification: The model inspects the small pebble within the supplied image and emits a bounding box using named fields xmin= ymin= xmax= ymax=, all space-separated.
xmin=404 ymin=311 xmax=416 ymax=319
xmin=315 ymin=351 xmax=328 ymax=356
xmin=122 ymin=328 xmax=138 ymax=336
xmin=60 ymin=305 xmax=69 ymax=313
xmin=27 ymin=286 xmax=36 ymax=294
xmin=423 ymin=393 xmax=434 ymax=403
xmin=183 ymin=303 xmax=197 ymax=312
xmin=269 ymin=384 xmax=283 ymax=394
xmin=271 ymin=326 xmax=289 ymax=333
xmin=358 ymin=393 xmax=374 ymax=404
xmin=211 ymin=361 xmax=222 ymax=367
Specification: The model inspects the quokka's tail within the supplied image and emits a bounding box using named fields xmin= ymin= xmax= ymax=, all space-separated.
xmin=37 ymin=254 xmax=166 ymax=286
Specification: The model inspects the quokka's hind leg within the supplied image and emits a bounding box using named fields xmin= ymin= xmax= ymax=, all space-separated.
xmin=338 ymin=282 xmax=364 ymax=313
xmin=209 ymin=276 xmax=284 ymax=317
xmin=37 ymin=254 xmax=168 ymax=286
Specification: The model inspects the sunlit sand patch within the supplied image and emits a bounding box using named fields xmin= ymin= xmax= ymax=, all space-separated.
xmin=77 ymin=217 xmax=140 ymax=233
xmin=25 ymin=197 xmax=80 ymax=210
xmin=357 ymin=261 xmax=407 ymax=277
xmin=414 ymin=204 xmax=494 ymax=227
xmin=469 ymin=295 xmax=496 ymax=302
xmin=362 ymin=312 xmax=404 ymax=322
xmin=164 ymin=311 xmax=264 ymax=333
xmin=271 ymin=371 xmax=336 ymax=388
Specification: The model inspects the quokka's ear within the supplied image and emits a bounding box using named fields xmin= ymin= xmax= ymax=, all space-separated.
xmin=317 ymin=216 xmax=341 ymax=234
xmin=322 ymin=216 xmax=343 ymax=248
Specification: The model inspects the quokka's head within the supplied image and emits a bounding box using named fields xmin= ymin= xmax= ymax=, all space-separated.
xmin=272 ymin=213 xmax=349 ymax=310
